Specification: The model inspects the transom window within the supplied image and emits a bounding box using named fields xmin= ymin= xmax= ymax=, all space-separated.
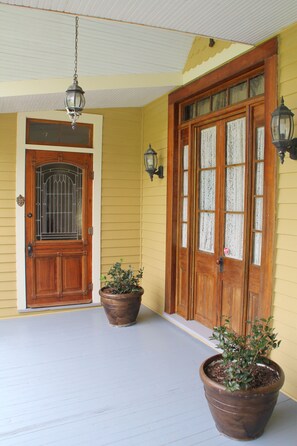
xmin=182 ymin=73 xmax=264 ymax=122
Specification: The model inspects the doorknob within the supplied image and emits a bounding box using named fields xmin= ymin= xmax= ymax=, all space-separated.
xmin=27 ymin=243 xmax=33 ymax=257
xmin=216 ymin=256 xmax=224 ymax=272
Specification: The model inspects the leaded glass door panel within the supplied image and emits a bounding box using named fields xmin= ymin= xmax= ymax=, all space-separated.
xmin=25 ymin=150 xmax=93 ymax=308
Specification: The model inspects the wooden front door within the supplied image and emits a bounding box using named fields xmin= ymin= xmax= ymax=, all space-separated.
xmin=25 ymin=150 xmax=93 ymax=308
xmin=192 ymin=106 xmax=265 ymax=333
xmin=166 ymin=39 xmax=277 ymax=334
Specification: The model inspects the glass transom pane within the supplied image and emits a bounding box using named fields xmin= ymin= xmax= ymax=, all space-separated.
xmin=27 ymin=119 xmax=93 ymax=148
xmin=212 ymin=90 xmax=227 ymax=111
xmin=230 ymin=82 xmax=248 ymax=105
xmin=197 ymin=97 xmax=211 ymax=116
xmin=250 ymin=75 xmax=264 ymax=97
xmin=200 ymin=126 xmax=216 ymax=168
xmin=36 ymin=163 xmax=83 ymax=241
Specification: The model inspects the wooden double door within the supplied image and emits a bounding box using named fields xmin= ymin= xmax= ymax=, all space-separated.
xmin=176 ymin=103 xmax=271 ymax=333
xmin=25 ymin=150 xmax=93 ymax=308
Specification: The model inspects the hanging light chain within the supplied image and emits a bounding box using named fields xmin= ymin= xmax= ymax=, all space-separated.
xmin=73 ymin=16 xmax=79 ymax=82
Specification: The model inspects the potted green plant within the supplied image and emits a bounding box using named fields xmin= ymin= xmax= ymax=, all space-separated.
xmin=199 ymin=317 xmax=285 ymax=441
xmin=99 ymin=260 xmax=144 ymax=327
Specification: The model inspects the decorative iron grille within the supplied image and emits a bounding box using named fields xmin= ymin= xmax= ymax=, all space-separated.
xmin=35 ymin=163 xmax=83 ymax=240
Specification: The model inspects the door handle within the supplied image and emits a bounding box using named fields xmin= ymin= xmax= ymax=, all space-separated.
xmin=27 ymin=243 xmax=33 ymax=257
xmin=216 ymin=256 xmax=224 ymax=272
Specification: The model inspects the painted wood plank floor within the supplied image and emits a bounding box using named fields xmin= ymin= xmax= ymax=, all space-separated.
xmin=0 ymin=306 xmax=296 ymax=446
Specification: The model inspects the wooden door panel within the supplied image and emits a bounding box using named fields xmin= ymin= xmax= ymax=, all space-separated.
xmin=35 ymin=256 xmax=57 ymax=295
xmin=221 ymin=282 xmax=244 ymax=333
xmin=62 ymin=254 xmax=83 ymax=292
xmin=193 ymin=270 xmax=216 ymax=327
xmin=176 ymin=254 xmax=189 ymax=318
xmin=25 ymin=150 xmax=93 ymax=308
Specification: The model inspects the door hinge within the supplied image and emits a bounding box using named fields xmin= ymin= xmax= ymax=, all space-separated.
xmin=88 ymin=226 xmax=93 ymax=235
xmin=88 ymin=282 xmax=93 ymax=291
xmin=89 ymin=170 xmax=94 ymax=180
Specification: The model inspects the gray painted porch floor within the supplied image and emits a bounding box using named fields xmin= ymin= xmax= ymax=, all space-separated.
xmin=0 ymin=306 xmax=296 ymax=446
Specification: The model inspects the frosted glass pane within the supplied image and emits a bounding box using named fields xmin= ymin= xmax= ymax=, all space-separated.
xmin=183 ymin=171 xmax=188 ymax=196
xmin=199 ymin=212 xmax=215 ymax=253
xmin=182 ymin=223 xmax=187 ymax=248
xmin=200 ymin=170 xmax=215 ymax=210
xmin=182 ymin=198 xmax=188 ymax=221
xmin=224 ymin=214 xmax=244 ymax=260
xmin=256 ymin=127 xmax=265 ymax=160
xmin=252 ymin=232 xmax=262 ymax=265
xmin=226 ymin=118 xmax=246 ymax=165
xmin=255 ymin=163 xmax=264 ymax=195
xmin=183 ymin=145 xmax=189 ymax=170
xmin=225 ymin=166 xmax=245 ymax=212
xmin=254 ymin=197 xmax=263 ymax=231
xmin=200 ymin=126 xmax=216 ymax=168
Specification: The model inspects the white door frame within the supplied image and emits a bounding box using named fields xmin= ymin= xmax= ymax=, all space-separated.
xmin=16 ymin=111 xmax=102 ymax=311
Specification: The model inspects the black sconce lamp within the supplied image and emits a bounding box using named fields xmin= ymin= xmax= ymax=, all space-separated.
xmin=271 ymin=97 xmax=297 ymax=164
xmin=144 ymin=144 xmax=164 ymax=181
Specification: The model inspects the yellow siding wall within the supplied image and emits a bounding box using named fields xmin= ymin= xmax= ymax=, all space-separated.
xmin=0 ymin=114 xmax=17 ymax=317
xmin=141 ymin=96 xmax=168 ymax=313
xmin=271 ymin=24 xmax=297 ymax=399
xmin=87 ymin=108 xmax=142 ymax=276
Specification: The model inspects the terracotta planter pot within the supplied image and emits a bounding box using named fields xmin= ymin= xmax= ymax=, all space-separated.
xmin=99 ymin=286 xmax=144 ymax=327
xmin=199 ymin=354 xmax=285 ymax=441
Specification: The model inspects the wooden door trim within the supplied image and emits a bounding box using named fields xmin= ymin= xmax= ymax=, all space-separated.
xmin=16 ymin=111 xmax=102 ymax=311
xmin=165 ymin=38 xmax=277 ymax=316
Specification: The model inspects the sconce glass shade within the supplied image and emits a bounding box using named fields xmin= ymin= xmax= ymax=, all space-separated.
xmin=144 ymin=144 xmax=158 ymax=181
xmin=271 ymin=97 xmax=294 ymax=162
xmin=65 ymin=79 xmax=86 ymax=128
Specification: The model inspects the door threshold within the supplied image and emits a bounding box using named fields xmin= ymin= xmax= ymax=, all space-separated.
xmin=162 ymin=312 xmax=219 ymax=351
xmin=19 ymin=302 xmax=102 ymax=313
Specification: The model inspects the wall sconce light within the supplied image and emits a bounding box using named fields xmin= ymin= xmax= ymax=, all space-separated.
xmin=144 ymin=144 xmax=164 ymax=181
xmin=271 ymin=97 xmax=297 ymax=164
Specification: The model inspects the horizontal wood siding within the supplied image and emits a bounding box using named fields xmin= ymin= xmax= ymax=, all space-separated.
xmin=87 ymin=108 xmax=142 ymax=276
xmin=272 ymin=24 xmax=297 ymax=400
xmin=141 ymin=96 xmax=168 ymax=313
xmin=0 ymin=114 xmax=17 ymax=317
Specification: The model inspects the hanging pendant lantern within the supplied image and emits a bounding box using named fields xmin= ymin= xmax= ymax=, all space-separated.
xmin=65 ymin=16 xmax=85 ymax=129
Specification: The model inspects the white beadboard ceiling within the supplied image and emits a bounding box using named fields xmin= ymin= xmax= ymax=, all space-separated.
xmin=0 ymin=0 xmax=297 ymax=113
